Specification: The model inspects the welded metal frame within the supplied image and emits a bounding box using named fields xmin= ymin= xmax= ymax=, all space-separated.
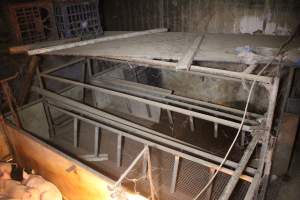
xmin=30 ymin=54 xmax=280 ymax=200
xmin=26 ymin=28 xmax=281 ymax=199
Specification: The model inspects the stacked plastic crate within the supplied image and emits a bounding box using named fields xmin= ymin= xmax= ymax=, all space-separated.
xmin=54 ymin=0 xmax=103 ymax=39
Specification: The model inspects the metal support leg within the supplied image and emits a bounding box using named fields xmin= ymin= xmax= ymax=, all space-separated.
xmin=214 ymin=122 xmax=218 ymax=138
xmin=117 ymin=134 xmax=123 ymax=167
xmin=36 ymin=65 xmax=55 ymax=138
xmin=86 ymin=58 xmax=93 ymax=78
xmin=189 ymin=116 xmax=195 ymax=132
xmin=170 ymin=155 xmax=180 ymax=193
xmin=241 ymin=131 xmax=246 ymax=147
xmin=167 ymin=110 xmax=174 ymax=125
xmin=146 ymin=104 xmax=152 ymax=118
xmin=73 ymin=118 xmax=79 ymax=147
xmin=94 ymin=126 xmax=100 ymax=156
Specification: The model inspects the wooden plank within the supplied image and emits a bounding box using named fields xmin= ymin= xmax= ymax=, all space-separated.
xmin=2 ymin=122 xmax=129 ymax=200
xmin=0 ymin=125 xmax=11 ymax=160
xmin=272 ymin=113 xmax=299 ymax=175
xmin=9 ymin=38 xmax=80 ymax=55
xmin=176 ymin=34 xmax=205 ymax=70
xmin=286 ymin=98 xmax=300 ymax=115
xmin=28 ymin=28 xmax=168 ymax=55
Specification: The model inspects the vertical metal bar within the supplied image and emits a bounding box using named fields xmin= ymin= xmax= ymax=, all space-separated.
xmin=214 ymin=122 xmax=218 ymax=138
xmin=73 ymin=118 xmax=79 ymax=147
xmin=82 ymin=59 xmax=87 ymax=103
xmin=189 ymin=116 xmax=195 ymax=132
xmin=94 ymin=126 xmax=100 ymax=156
xmin=241 ymin=131 xmax=246 ymax=147
xmin=206 ymin=168 xmax=215 ymax=200
xmin=36 ymin=65 xmax=55 ymax=138
xmin=86 ymin=58 xmax=93 ymax=78
xmin=170 ymin=155 xmax=180 ymax=193
xmin=167 ymin=110 xmax=174 ymax=125
xmin=117 ymin=134 xmax=123 ymax=167
xmin=146 ymin=104 xmax=152 ymax=118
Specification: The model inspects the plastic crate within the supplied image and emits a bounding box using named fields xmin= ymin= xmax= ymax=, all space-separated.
xmin=54 ymin=0 xmax=103 ymax=39
xmin=8 ymin=1 xmax=58 ymax=44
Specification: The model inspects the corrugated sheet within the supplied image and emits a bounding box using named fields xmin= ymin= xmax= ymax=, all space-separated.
xmin=102 ymin=0 xmax=300 ymax=35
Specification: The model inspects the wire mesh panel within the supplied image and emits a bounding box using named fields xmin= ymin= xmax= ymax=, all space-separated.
xmin=8 ymin=1 xmax=58 ymax=44
xmin=54 ymin=0 xmax=103 ymax=39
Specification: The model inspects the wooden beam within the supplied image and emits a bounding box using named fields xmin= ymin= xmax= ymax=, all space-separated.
xmin=176 ymin=34 xmax=205 ymax=70
xmin=2 ymin=122 xmax=143 ymax=200
xmin=28 ymin=28 xmax=168 ymax=55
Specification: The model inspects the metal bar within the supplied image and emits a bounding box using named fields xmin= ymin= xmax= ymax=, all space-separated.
xmin=244 ymin=77 xmax=280 ymax=199
xmin=117 ymin=134 xmax=122 ymax=167
xmin=97 ymin=56 xmax=273 ymax=84
xmin=112 ymin=146 xmax=148 ymax=189
xmin=42 ymin=58 xmax=85 ymax=74
xmin=94 ymin=127 xmax=100 ymax=156
xmin=91 ymin=79 xmax=259 ymax=124
xmin=176 ymin=34 xmax=205 ymax=70
xmin=36 ymin=65 xmax=55 ymax=138
xmin=189 ymin=116 xmax=195 ymax=132
xmin=170 ymin=155 xmax=180 ymax=193
xmin=219 ymin=133 xmax=261 ymax=200
xmin=9 ymin=37 xmax=80 ymax=54
xmin=28 ymin=28 xmax=168 ymax=55
xmin=257 ymin=77 xmax=281 ymax=200
xmin=241 ymin=131 xmax=246 ymax=147
xmin=95 ymin=77 xmax=262 ymax=118
xmin=86 ymin=58 xmax=93 ymax=78
xmin=73 ymin=118 xmax=79 ymax=147
xmin=34 ymin=87 xmax=256 ymax=174
xmin=214 ymin=122 xmax=218 ymax=138
xmin=167 ymin=94 xmax=262 ymax=119
xmin=41 ymin=74 xmax=253 ymax=131
xmin=48 ymin=104 xmax=254 ymax=182
xmin=167 ymin=110 xmax=174 ymax=125
xmin=206 ymin=168 xmax=215 ymax=200
xmin=80 ymin=154 xmax=108 ymax=162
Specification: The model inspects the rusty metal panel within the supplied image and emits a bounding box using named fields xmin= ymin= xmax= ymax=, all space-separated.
xmin=7 ymin=1 xmax=58 ymax=44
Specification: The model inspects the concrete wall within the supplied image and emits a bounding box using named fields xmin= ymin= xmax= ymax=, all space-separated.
xmin=102 ymin=0 xmax=300 ymax=35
